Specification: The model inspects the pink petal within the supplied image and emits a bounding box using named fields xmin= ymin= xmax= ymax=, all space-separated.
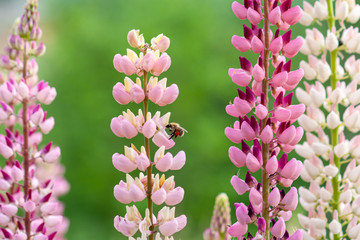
xmin=130 ymin=84 xmax=145 ymax=104
xmin=152 ymin=188 xmax=167 ymax=205
xmin=228 ymin=222 xmax=248 ymax=237
xmin=158 ymin=84 xmax=179 ymax=106
xmin=260 ymin=125 xmax=273 ymax=144
xmin=287 ymin=68 xmax=304 ymax=85
xmin=240 ymin=121 xmax=256 ymax=141
xmin=114 ymin=184 xmax=131 ymax=204
xmin=171 ymin=151 xmax=186 ymax=170
xmin=289 ymin=127 xmax=303 ymax=145
xmin=269 ymin=36 xmax=283 ymax=54
xmin=234 ymin=97 xmax=252 ymax=116
xmin=289 ymin=230 xmax=303 ymax=240
xmin=148 ymin=84 xmax=164 ymax=104
xmin=228 ymin=68 xmax=251 ymax=86
xmin=283 ymin=37 xmax=303 ymax=58
xmin=250 ymin=36 xmax=264 ymax=53
xmin=120 ymin=56 xmax=137 ymax=75
xmin=274 ymin=107 xmax=291 ymax=122
xmin=226 ymin=104 xmax=241 ymax=117
xmin=159 ymin=220 xmax=178 ymax=236
xmin=232 ymin=35 xmax=251 ymax=52
xmin=266 ymin=155 xmax=278 ymax=175
xmin=136 ymin=153 xmax=150 ymax=171
xmin=252 ymin=64 xmax=265 ymax=82
xmin=111 ymin=117 xmax=138 ymax=139
xmin=142 ymin=52 xmax=156 ymax=72
xmin=280 ymin=187 xmax=298 ymax=211
xmin=112 ymin=153 xmax=137 ymax=173
xmin=229 ymin=146 xmax=246 ymax=167
xmin=232 ymin=1 xmax=247 ymax=19
xmin=269 ymin=6 xmax=281 ymax=24
xmin=278 ymin=125 xmax=296 ymax=143
xmin=142 ymin=119 xmax=157 ymax=138
xmin=153 ymin=132 xmax=175 ymax=149
xmin=113 ymin=83 xmax=131 ymax=105
xmin=272 ymin=71 xmax=288 ymax=88
xmin=113 ymin=54 xmax=123 ymax=72
xmin=246 ymin=153 xmax=261 ymax=172
xmin=281 ymin=158 xmax=298 ymax=179
xmin=156 ymin=152 xmax=173 ymax=172
xmin=225 ymin=127 xmax=243 ymax=143
xmin=247 ymin=8 xmax=262 ymax=25
xmin=152 ymin=53 xmax=171 ymax=76
xmin=129 ymin=184 xmax=146 ymax=202
xmin=255 ymin=104 xmax=268 ymax=120
xmin=269 ymin=188 xmax=281 ymax=207
xmin=271 ymin=217 xmax=286 ymax=238
xmin=231 ymin=175 xmax=249 ymax=195
xmin=236 ymin=203 xmax=251 ymax=224
xmin=282 ymin=6 xmax=302 ymax=25
xmin=165 ymin=187 xmax=184 ymax=205
xmin=249 ymin=188 xmax=262 ymax=206
xmin=288 ymin=104 xmax=305 ymax=120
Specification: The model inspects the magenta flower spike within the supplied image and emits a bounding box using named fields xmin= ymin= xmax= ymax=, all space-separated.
xmin=111 ymin=30 xmax=186 ymax=240
xmin=295 ymin=0 xmax=360 ymax=239
xmin=0 ymin=0 xmax=69 ymax=239
xmin=226 ymin=0 xmax=304 ymax=239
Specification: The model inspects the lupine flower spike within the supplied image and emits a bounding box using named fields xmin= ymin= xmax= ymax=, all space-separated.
xmin=296 ymin=0 xmax=360 ymax=239
xmin=226 ymin=0 xmax=305 ymax=239
xmin=203 ymin=193 xmax=231 ymax=240
xmin=0 ymin=0 xmax=69 ymax=239
xmin=111 ymin=30 xmax=186 ymax=240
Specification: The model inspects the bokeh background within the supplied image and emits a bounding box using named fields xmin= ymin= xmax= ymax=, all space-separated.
xmin=0 ymin=0 xmax=305 ymax=239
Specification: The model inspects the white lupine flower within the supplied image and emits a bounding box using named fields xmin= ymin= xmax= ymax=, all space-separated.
xmin=324 ymin=165 xmax=339 ymax=177
xmin=349 ymin=89 xmax=360 ymax=105
xmin=296 ymin=143 xmax=315 ymax=159
xmin=334 ymin=141 xmax=350 ymax=157
xmin=316 ymin=60 xmax=331 ymax=82
xmin=326 ymin=31 xmax=339 ymax=51
xmin=298 ymin=115 xmax=319 ymax=132
xmin=312 ymin=142 xmax=329 ymax=155
xmin=329 ymin=219 xmax=342 ymax=234
xmin=319 ymin=187 xmax=332 ymax=201
xmin=304 ymin=160 xmax=321 ymax=179
xmin=300 ymin=2 xmax=315 ymax=26
xmin=300 ymin=60 xmax=317 ymax=80
xmin=340 ymin=189 xmax=353 ymax=203
xmin=310 ymin=87 xmax=326 ymax=107
xmin=296 ymin=88 xmax=312 ymax=105
xmin=299 ymin=187 xmax=317 ymax=203
xmin=305 ymin=28 xmax=325 ymax=55
xmin=342 ymin=27 xmax=360 ymax=53
xmin=336 ymin=0 xmax=349 ymax=20
xmin=327 ymin=111 xmax=341 ymax=129
xmin=314 ymin=0 xmax=329 ymax=20
xmin=347 ymin=4 xmax=360 ymax=23
xmin=347 ymin=223 xmax=360 ymax=238
xmin=349 ymin=166 xmax=360 ymax=182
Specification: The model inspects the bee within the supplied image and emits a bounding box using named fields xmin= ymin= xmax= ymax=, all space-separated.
xmin=166 ymin=123 xmax=187 ymax=140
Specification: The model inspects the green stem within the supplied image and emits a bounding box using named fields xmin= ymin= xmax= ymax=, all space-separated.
xmin=326 ymin=0 xmax=340 ymax=238
xmin=143 ymin=71 xmax=154 ymax=240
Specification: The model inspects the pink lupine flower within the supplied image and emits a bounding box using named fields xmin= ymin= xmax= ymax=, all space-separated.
xmin=0 ymin=1 xmax=69 ymax=239
xmin=111 ymin=30 xmax=186 ymax=239
xmin=225 ymin=0 xmax=304 ymax=239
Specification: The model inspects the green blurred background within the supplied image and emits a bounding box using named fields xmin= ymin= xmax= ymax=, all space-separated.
xmin=0 ymin=0 xmax=305 ymax=239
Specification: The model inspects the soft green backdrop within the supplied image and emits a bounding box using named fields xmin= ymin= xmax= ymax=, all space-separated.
xmin=0 ymin=0 xmax=305 ymax=239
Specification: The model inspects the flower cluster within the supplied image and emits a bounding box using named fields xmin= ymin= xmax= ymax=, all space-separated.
xmin=226 ymin=0 xmax=305 ymax=239
xmin=0 ymin=0 xmax=69 ymax=239
xmin=203 ymin=193 xmax=231 ymax=240
xmin=296 ymin=0 xmax=360 ymax=239
xmin=111 ymin=30 xmax=186 ymax=240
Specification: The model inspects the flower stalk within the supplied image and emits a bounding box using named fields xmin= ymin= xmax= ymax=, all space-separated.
xmin=0 ymin=0 xmax=69 ymax=239
xmin=225 ymin=0 xmax=305 ymax=239
xmin=296 ymin=0 xmax=360 ymax=238
xmin=111 ymin=30 xmax=186 ymax=240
